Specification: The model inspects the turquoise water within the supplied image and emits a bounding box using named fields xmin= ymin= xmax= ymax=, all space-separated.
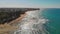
xmin=41 ymin=8 xmax=60 ymax=34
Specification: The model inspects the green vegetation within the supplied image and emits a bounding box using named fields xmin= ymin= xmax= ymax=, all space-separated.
xmin=0 ymin=8 xmax=40 ymax=24
xmin=0 ymin=11 xmax=21 ymax=24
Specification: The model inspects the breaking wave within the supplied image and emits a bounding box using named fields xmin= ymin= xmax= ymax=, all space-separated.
xmin=14 ymin=10 xmax=49 ymax=34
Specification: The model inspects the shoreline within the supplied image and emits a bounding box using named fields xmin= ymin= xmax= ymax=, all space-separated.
xmin=0 ymin=13 xmax=27 ymax=34
xmin=0 ymin=8 xmax=40 ymax=34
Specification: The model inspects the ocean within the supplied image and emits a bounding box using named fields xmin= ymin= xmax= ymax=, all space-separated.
xmin=14 ymin=8 xmax=60 ymax=34
xmin=41 ymin=8 xmax=60 ymax=34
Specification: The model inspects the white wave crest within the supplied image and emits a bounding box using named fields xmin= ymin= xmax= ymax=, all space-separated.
xmin=14 ymin=10 xmax=49 ymax=34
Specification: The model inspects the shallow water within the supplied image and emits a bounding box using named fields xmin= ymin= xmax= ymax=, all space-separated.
xmin=14 ymin=10 xmax=48 ymax=34
xmin=13 ymin=8 xmax=60 ymax=34
xmin=42 ymin=8 xmax=60 ymax=34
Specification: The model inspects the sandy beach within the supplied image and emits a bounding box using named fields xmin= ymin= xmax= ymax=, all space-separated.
xmin=0 ymin=13 xmax=27 ymax=34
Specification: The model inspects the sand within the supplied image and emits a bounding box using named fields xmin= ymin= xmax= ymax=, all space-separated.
xmin=0 ymin=13 xmax=27 ymax=34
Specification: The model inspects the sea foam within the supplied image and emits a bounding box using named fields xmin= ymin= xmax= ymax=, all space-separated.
xmin=14 ymin=9 xmax=49 ymax=34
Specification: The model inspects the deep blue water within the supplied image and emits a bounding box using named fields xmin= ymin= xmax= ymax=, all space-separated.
xmin=41 ymin=8 xmax=60 ymax=34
